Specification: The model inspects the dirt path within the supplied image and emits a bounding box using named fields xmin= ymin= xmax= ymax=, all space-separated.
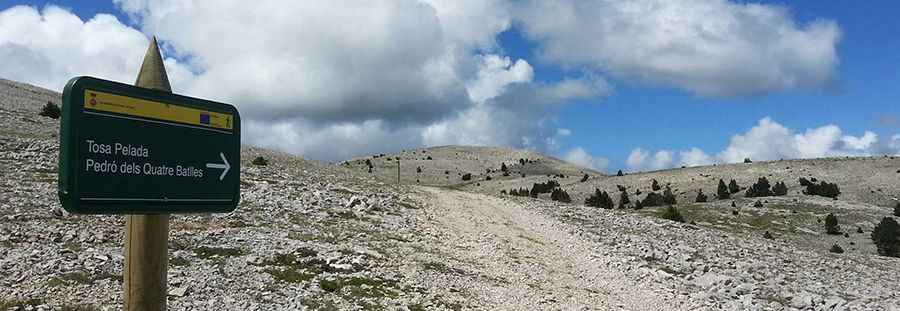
xmin=413 ymin=186 xmax=697 ymax=310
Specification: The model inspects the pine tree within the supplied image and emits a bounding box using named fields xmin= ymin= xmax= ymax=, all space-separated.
xmin=39 ymin=101 xmax=60 ymax=119
xmin=717 ymin=179 xmax=730 ymax=200
xmin=745 ymin=177 xmax=774 ymax=197
xmin=661 ymin=205 xmax=685 ymax=222
xmin=773 ymin=181 xmax=788 ymax=196
xmin=695 ymin=189 xmax=708 ymax=203
xmin=824 ymin=213 xmax=841 ymax=235
xmin=728 ymin=179 xmax=740 ymax=194
xmin=619 ymin=190 xmax=630 ymax=208
xmin=616 ymin=170 xmax=624 ymax=177
xmin=871 ymin=217 xmax=899 ymax=257
xmin=663 ymin=186 xmax=677 ymax=205
xmin=585 ymin=189 xmax=614 ymax=209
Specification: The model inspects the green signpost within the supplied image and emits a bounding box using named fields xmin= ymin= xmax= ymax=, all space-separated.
xmin=58 ymin=76 xmax=241 ymax=214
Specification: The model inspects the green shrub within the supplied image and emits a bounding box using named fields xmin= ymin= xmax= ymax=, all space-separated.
xmin=252 ymin=156 xmax=269 ymax=166
xmin=799 ymin=177 xmax=811 ymax=187
xmin=640 ymin=192 xmax=666 ymax=208
xmin=39 ymin=101 xmax=61 ymax=119
xmin=728 ymin=179 xmax=741 ymax=194
xmin=461 ymin=173 xmax=472 ymax=181
xmin=651 ymin=179 xmax=661 ymax=191
xmin=717 ymin=179 xmax=730 ymax=200
xmin=550 ymin=188 xmax=572 ymax=203
xmin=744 ymin=158 xmax=752 ymax=163
xmin=616 ymin=170 xmax=624 ymax=177
xmin=804 ymin=181 xmax=841 ymax=199
xmin=773 ymin=181 xmax=788 ymax=196
xmin=695 ymin=189 xmax=708 ymax=203
xmin=585 ymin=189 xmax=614 ymax=209
xmin=619 ymin=190 xmax=630 ymax=206
xmin=663 ymin=186 xmax=677 ymax=205
xmin=580 ymin=174 xmax=589 ymax=182
xmin=745 ymin=177 xmax=774 ymax=197
xmin=894 ymin=203 xmax=900 ymax=217
xmin=753 ymin=201 xmax=763 ymax=208
xmin=871 ymin=217 xmax=900 ymax=257
xmin=501 ymin=163 xmax=508 ymax=172
xmin=829 ymin=244 xmax=844 ymax=254
xmin=824 ymin=213 xmax=841 ymax=235
xmin=530 ymin=180 xmax=560 ymax=197
xmin=416 ymin=166 xmax=422 ymax=173
xmin=763 ymin=231 xmax=773 ymax=239
xmin=660 ymin=205 xmax=684 ymax=223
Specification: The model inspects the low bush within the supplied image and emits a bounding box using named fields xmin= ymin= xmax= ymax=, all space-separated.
xmin=763 ymin=231 xmax=773 ymax=239
xmin=894 ymin=203 xmax=900 ymax=217
xmin=829 ymin=244 xmax=844 ymax=254
xmin=580 ymin=174 xmax=589 ymax=182
xmin=585 ymin=189 xmax=614 ymax=209
xmin=530 ymin=180 xmax=560 ymax=196
xmin=717 ymin=179 xmax=730 ymax=200
xmin=663 ymin=186 xmax=677 ymax=205
xmin=461 ymin=173 xmax=472 ymax=181
xmin=799 ymin=177 xmax=811 ymax=187
xmin=804 ymin=181 xmax=841 ymax=199
xmin=871 ymin=217 xmax=899 ymax=257
xmin=640 ymin=192 xmax=666 ymax=208
xmin=660 ymin=205 xmax=684 ymax=223
xmin=39 ymin=101 xmax=60 ymax=119
xmin=651 ymin=179 xmax=661 ymax=191
xmin=728 ymin=179 xmax=741 ymax=194
xmin=550 ymin=188 xmax=572 ymax=203
xmin=744 ymin=158 xmax=752 ymax=163
xmin=618 ymin=190 xmax=630 ymax=209
xmin=695 ymin=189 xmax=708 ymax=203
xmin=745 ymin=177 xmax=774 ymax=197
xmin=824 ymin=213 xmax=841 ymax=235
xmin=773 ymin=181 xmax=788 ymax=196
xmin=252 ymin=156 xmax=269 ymax=166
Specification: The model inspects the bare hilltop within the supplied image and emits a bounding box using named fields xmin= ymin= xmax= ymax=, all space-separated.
xmin=2 ymin=78 xmax=900 ymax=310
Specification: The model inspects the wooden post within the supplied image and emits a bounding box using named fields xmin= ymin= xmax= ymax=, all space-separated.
xmin=124 ymin=36 xmax=171 ymax=311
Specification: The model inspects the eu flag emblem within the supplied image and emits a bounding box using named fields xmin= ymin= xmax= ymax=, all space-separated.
xmin=200 ymin=113 xmax=210 ymax=125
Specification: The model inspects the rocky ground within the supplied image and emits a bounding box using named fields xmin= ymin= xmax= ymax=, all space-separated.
xmin=2 ymin=78 xmax=900 ymax=310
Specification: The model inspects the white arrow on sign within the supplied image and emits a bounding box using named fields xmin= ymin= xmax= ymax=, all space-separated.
xmin=206 ymin=152 xmax=231 ymax=181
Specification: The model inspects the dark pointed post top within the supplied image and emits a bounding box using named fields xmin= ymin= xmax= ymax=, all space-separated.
xmin=134 ymin=36 xmax=171 ymax=92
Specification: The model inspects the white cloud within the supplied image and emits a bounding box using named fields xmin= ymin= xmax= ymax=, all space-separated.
xmin=563 ymin=147 xmax=609 ymax=172
xmin=0 ymin=5 xmax=192 ymax=90
xmin=628 ymin=118 xmax=893 ymax=172
xmin=680 ymin=148 xmax=714 ymax=167
xmin=514 ymin=0 xmax=842 ymax=97
xmin=842 ymin=131 xmax=877 ymax=150
xmin=626 ymin=148 xmax=649 ymax=170
xmin=466 ymin=54 xmax=533 ymax=104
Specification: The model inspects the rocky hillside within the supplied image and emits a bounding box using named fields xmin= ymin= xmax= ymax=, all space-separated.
xmin=342 ymin=145 xmax=598 ymax=187
xmin=2 ymin=78 xmax=900 ymax=310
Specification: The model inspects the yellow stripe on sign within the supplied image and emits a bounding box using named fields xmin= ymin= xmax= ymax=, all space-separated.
xmin=83 ymin=89 xmax=234 ymax=130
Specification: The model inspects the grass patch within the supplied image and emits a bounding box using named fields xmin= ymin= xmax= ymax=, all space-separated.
xmin=194 ymin=246 xmax=247 ymax=259
xmin=263 ymin=267 xmax=317 ymax=284
xmin=170 ymin=256 xmax=191 ymax=267
xmin=47 ymin=270 xmax=121 ymax=287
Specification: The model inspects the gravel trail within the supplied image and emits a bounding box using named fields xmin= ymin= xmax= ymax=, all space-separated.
xmin=415 ymin=186 xmax=695 ymax=310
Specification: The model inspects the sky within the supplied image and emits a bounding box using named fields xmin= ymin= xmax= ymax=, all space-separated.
xmin=1 ymin=0 xmax=899 ymax=172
